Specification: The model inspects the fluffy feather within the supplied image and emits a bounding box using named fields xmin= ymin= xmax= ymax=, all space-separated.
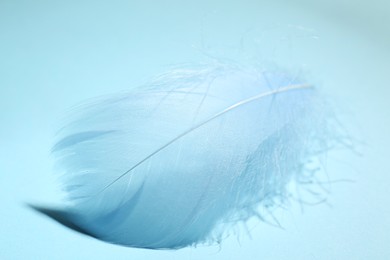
xmin=32 ymin=63 xmax=336 ymax=249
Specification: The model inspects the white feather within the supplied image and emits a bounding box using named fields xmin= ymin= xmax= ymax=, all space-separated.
xmin=32 ymin=63 xmax=335 ymax=249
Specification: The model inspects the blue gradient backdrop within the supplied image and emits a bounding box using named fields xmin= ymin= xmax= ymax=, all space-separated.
xmin=1 ymin=0 xmax=390 ymax=259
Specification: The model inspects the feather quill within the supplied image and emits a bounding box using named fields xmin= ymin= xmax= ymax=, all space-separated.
xmin=31 ymin=63 xmax=336 ymax=249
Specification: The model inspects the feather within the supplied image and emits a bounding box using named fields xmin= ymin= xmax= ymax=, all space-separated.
xmin=31 ymin=62 xmax=335 ymax=249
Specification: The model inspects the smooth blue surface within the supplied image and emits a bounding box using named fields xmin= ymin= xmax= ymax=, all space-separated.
xmin=1 ymin=0 xmax=390 ymax=259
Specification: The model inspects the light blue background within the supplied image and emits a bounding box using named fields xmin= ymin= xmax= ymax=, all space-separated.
xmin=1 ymin=0 xmax=390 ymax=259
